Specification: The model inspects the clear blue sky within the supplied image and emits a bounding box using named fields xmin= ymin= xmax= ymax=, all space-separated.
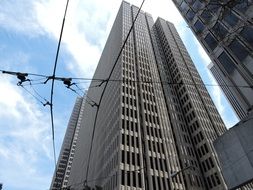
xmin=0 ymin=0 xmax=238 ymax=190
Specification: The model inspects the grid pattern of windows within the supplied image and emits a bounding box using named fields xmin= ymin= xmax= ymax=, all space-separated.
xmin=54 ymin=1 xmax=253 ymax=190
xmin=172 ymin=0 xmax=253 ymax=120
xmin=154 ymin=18 xmax=227 ymax=190
xmin=50 ymin=97 xmax=84 ymax=190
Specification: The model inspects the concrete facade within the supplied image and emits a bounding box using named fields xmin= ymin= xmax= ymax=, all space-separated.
xmin=51 ymin=1 xmax=233 ymax=190
xmin=214 ymin=113 xmax=253 ymax=189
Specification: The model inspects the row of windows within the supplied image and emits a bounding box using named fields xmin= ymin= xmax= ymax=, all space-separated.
xmin=147 ymin=139 xmax=165 ymax=154
xmin=202 ymin=157 xmax=215 ymax=172
xmin=121 ymin=133 xmax=139 ymax=148
xmin=121 ymin=170 xmax=142 ymax=187
xmin=206 ymin=172 xmax=221 ymax=189
xmin=121 ymin=150 xmax=141 ymax=166
xmin=146 ymin=126 xmax=162 ymax=139
xmin=151 ymin=176 xmax=173 ymax=189
xmin=197 ymin=143 xmax=209 ymax=158
xmin=122 ymin=85 xmax=136 ymax=96
xmin=144 ymin=112 xmax=160 ymax=125
xmin=122 ymin=107 xmax=138 ymax=119
xmin=192 ymin=131 xmax=204 ymax=145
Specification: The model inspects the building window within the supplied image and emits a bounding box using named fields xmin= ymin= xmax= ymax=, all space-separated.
xmin=212 ymin=22 xmax=228 ymax=39
xmin=201 ymin=11 xmax=212 ymax=23
xmin=175 ymin=0 xmax=183 ymax=4
xmin=218 ymin=52 xmax=236 ymax=74
xmin=235 ymin=0 xmax=249 ymax=12
xmin=186 ymin=9 xmax=195 ymax=21
xmin=192 ymin=0 xmax=203 ymax=12
xmin=223 ymin=10 xmax=239 ymax=27
xmin=229 ymin=38 xmax=249 ymax=61
xmin=186 ymin=0 xmax=194 ymax=4
xmin=194 ymin=20 xmax=205 ymax=33
xmin=207 ymin=3 xmax=220 ymax=13
xmin=180 ymin=1 xmax=188 ymax=12
xmin=240 ymin=26 xmax=253 ymax=47
xmin=204 ymin=33 xmax=218 ymax=50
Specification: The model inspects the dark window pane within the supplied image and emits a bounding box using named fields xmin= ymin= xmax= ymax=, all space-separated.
xmin=186 ymin=9 xmax=195 ymax=21
xmin=207 ymin=2 xmax=220 ymax=13
xmin=180 ymin=1 xmax=188 ymax=12
xmin=223 ymin=10 xmax=239 ymax=27
xmin=229 ymin=39 xmax=249 ymax=61
xmin=186 ymin=0 xmax=194 ymax=4
xmin=204 ymin=33 xmax=218 ymax=50
xmin=194 ymin=20 xmax=205 ymax=33
xmin=218 ymin=52 xmax=236 ymax=74
xmin=201 ymin=11 xmax=213 ymax=23
xmin=193 ymin=0 xmax=203 ymax=12
xmin=213 ymin=22 xmax=228 ymax=39
xmin=235 ymin=0 xmax=248 ymax=12
xmin=175 ymin=0 xmax=183 ymax=5
xmin=240 ymin=26 xmax=253 ymax=47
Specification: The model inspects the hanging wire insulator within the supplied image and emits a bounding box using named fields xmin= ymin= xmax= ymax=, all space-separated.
xmin=17 ymin=73 xmax=29 ymax=86
xmin=43 ymin=101 xmax=52 ymax=107
xmin=1 ymin=71 xmax=29 ymax=85
xmin=43 ymin=76 xmax=54 ymax=84
xmin=63 ymin=78 xmax=73 ymax=88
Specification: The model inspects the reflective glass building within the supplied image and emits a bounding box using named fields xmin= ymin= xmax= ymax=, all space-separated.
xmin=172 ymin=0 xmax=253 ymax=120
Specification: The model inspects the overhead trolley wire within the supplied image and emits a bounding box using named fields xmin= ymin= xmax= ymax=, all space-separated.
xmin=48 ymin=0 xmax=70 ymax=167
xmin=1 ymin=69 xmax=253 ymax=89
xmin=19 ymin=84 xmax=49 ymax=106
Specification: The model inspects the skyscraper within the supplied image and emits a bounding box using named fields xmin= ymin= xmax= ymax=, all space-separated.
xmin=50 ymin=97 xmax=85 ymax=190
xmin=51 ymin=1 xmax=232 ymax=189
xmin=208 ymin=62 xmax=248 ymax=120
xmin=171 ymin=0 xmax=253 ymax=120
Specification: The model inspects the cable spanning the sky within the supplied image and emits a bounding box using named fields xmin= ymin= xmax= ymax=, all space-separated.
xmin=1 ymin=69 xmax=253 ymax=89
xmin=48 ymin=0 xmax=70 ymax=167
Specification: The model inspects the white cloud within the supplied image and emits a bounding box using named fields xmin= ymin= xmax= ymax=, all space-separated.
xmin=1 ymin=0 xmax=183 ymax=79
xmin=0 ymin=0 xmax=46 ymax=36
xmin=0 ymin=75 xmax=55 ymax=190
xmin=34 ymin=0 xmax=120 ymax=78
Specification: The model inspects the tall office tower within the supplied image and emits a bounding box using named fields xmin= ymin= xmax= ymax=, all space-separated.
xmin=208 ymin=62 xmax=248 ymax=120
xmin=172 ymin=0 xmax=253 ymax=120
xmin=58 ymin=1 xmax=230 ymax=190
xmin=50 ymin=97 xmax=85 ymax=190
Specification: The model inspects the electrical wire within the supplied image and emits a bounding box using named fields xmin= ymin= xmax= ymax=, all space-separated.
xmin=49 ymin=0 xmax=70 ymax=168
xmin=0 ymin=69 xmax=49 ymax=78
xmin=29 ymin=82 xmax=51 ymax=106
xmin=1 ymin=69 xmax=253 ymax=89
xmin=21 ymin=81 xmax=46 ymax=86
xmin=19 ymin=85 xmax=49 ymax=106
xmin=83 ymin=0 xmax=146 ymax=186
